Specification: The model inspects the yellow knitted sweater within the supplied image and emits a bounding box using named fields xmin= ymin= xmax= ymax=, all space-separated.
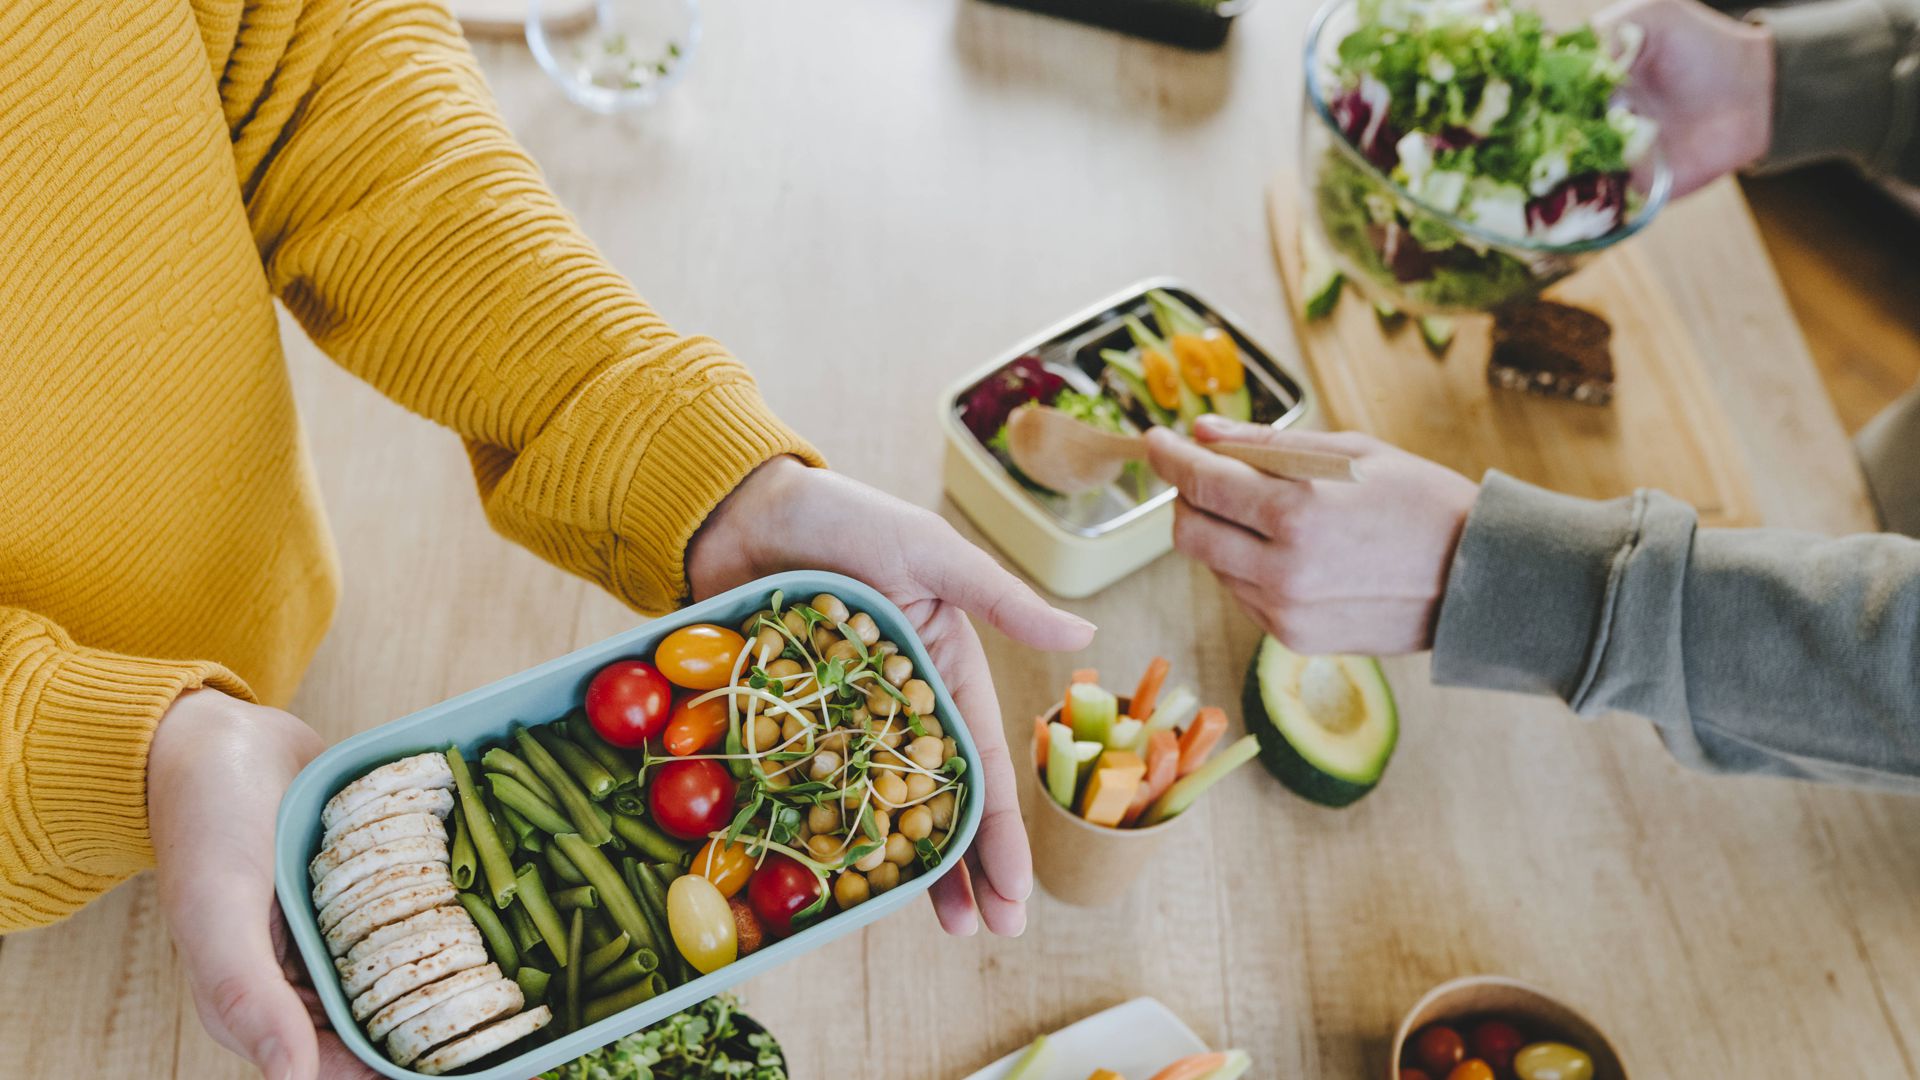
xmin=0 ymin=0 xmax=818 ymax=931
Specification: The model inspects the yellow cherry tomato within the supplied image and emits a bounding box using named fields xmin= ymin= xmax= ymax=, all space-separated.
xmin=667 ymin=874 xmax=738 ymax=974
xmin=1513 ymin=1043 xmax=1593 ymax=1080
xmin=1170 ymin=333 xmax=1225 ymax=396
xmin=691 ymin=837 xmax=754 ymax=898
xmin=1202 ymin=328 xmax=1245 ymax=392
xmin=1141 ymin=349 xmax=1182 ymax=411
xmin=655 ymin=624 xmax=747 ymax=690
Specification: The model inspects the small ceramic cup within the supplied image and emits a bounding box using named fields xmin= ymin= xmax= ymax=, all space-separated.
xmin=1390 ymin=975 xmax=1629 ymax=1079
xmin=1021 ymin=700 xmax=1195 ymax=907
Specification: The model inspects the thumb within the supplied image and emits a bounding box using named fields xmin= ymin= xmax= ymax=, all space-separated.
xmin=172 ymin=867 xmax=319 ymax=1080
xmin=923 ymin=521 xmax=1097 ymax=650
xmin=1191 ymin=415 xmax=1380 ymax=456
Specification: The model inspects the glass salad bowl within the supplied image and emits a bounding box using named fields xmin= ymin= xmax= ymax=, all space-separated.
xmin=527 ymin=0 xmax=700 ymax=114
xmin=1299 ymin=0 xmax=1672 ymax=315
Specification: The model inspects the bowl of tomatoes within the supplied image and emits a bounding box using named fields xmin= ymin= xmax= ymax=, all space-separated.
xmin=274 ymin=571 xmax=982 ymax=1079
xmin=1392 ymin=976 xmax=1627 ymax=1080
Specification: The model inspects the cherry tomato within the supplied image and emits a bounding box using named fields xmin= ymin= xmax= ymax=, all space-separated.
xmin=1411 ymin=1026 xmax=1466 ymax=1076
xmin=692 ymin=838 xmax=754 ymax=898
xmin=1141 ymin=349 xmax=1182 ymax=411
xmin=584 ymin=659 xmax=673 ymax=748
xmin=746 ymin=853 xmax=823 ymax=938
xmin=647 ymin=759 xmax=738 ymax=840
xmin=655 ymin=624 xmax=747 ymax=691
xmin=1470 ymin=1020 xmax=1526 ymax=1073
xmin=1202 ymin=328 xmax=1245 ymax=392
xmin=1400 ymin=1071 xmax=1434 ymax=1080
xmin=663 ymin=696 xmax=729 ymax=757
xmin=1445 ymin=1062 xmax=1495 ymax=1080
xmin=1513 ymin=1043 xmax=1593 ymax=1080
xmin=666 ymin=874 xmax=737 ymax=974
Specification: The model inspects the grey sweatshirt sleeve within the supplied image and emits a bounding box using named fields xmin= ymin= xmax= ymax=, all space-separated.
xmin=1752 ymin=0 xmax=1920 ymax=183
xmin=1431 ymin=472 xmax=1920 ymax=791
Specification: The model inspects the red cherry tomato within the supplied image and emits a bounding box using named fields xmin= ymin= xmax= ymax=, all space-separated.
xmin=663 ymin=696 xmax=730 ymax=757
xmin=647 ymin=759 xmax=738 ymax=840
xmin=746 ymin=853 xmax=823 ymax=938
xmin=1445 ymin=1061 xmax=1495 ymax=1080
xmin=1400 ymin=1071 xmax=1434 ymax=1080
xmin=655 ymin=624 xmax=747 ymax=691
xmin=1411 ymin=1026 xmax=1466 ymax=1076
xmin=585 ymin=659 xmax=673 ymax=748
xmin=1470 ymin=1020 xmax=1526 ymax=1073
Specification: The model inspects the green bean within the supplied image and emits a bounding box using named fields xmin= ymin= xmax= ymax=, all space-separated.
xmin=583 ymin=907 xmax=619 ymax=952
xmin=486 ymin=773 xmax=573 ymax=835
xmin=609 ymin=812 xmax=693 ymax=866
xmin=456 ymin=891 xmax=520 ymax=979
xmin=552 ymin=833 xmax=654 ymax=957
xmin=480 ymin=746 xmax=559 ymax=806
xmin=583 ymin=973 xmax=667 ymax=1025
xmin=537 ymin=726 xmax=616 ymax=801
xmin=499 ymin=802 xmax=542 ymax=854
xmin=449 ymin=804 xmax=478 ymax=891
xmin=564 ymin=908 xmax=585 ymax=1034
xmin=506 ymin=898 xmax=541 ymax=954
xmin=610 ymin=789 xmax=648 ymax=817
xmin=552 ymin=885 xmax=598 ymax=911
xmin=514 ymin=726 xmax=611 ymax=845
xmin=514 ymin=864 xmax=572 ymax=967
xmin=584 ymin=950 xmax=659 ymax=996
xmin=625 ymin=858 xmax=682 ymax=984
xmin=560 ymin=712 xmax=638 ymax=789
xmin=545 ymin=842 xmax=587 ymax=886
xmin=514 ymin=966 xmax=550 ymax=1007
xmin=445 ymin=747 xmax=517 ymax=907
xmin=579 ymin=931 xmax=629 ymax=981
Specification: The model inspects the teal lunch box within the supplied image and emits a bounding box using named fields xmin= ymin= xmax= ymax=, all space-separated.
xmin=274 ymin=571 xmax=986 ymax=1079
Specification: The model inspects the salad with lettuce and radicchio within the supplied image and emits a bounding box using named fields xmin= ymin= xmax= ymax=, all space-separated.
xmin=1308 ymin=0 xmax=1661 ymax=311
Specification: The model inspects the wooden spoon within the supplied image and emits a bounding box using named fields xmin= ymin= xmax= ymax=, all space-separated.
xmin=1004 ymin=404 xmax=1358 ymax=495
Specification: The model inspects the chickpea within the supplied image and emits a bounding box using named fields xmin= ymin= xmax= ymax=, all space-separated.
xmin=882 ymin=654 xmax=913 ymax=688
xmin=764 ymin=658 xmax=803 ymax=693
xmin=763 ymin=765 xmax=793 ymax=791
xmin=899 ymin=805 xmax=934 ymax=841
xmin=753 ymin=625 xmax=784 ymax=662
xmin=810 ymin=593 xmax=850 ymax=625
xmin=874 ymin=746 xmax=912 ymax=773
xmin=845 ymin=612 xmax=880 ymax=647
xmin=885 ymin=832 xmax=915 ymax=866
xmin=825 ymin=639 xmax=862 ymax=664
xmin=866 ymin=862 xmax=901 ymax=893
xmin=782 ymin=610 xmax=809 ymax=639
xmin=898 ymin=864 xmax=917 ymax=884
xmin=748 ymin=715 xmax=781 ymax=753
xmin=864 ymin=684 xmax=900 ymax=718
xmin=942 ymin=737 xmax=958 ymax=760
xmin=907 ymin=735 xmax=946 ymax=771
xmin=833 ymin=871 xmax=870 ymax=909
xmin=841 ymin=787 xmax=864 ymax=810
xmin=872 ymin=639 xmax=900 ymax=659
xmin=808 ymin=804 xmax=842 ymax=834
xmin=873 ymin=771 xmax=908 ymax=807
xmin=810 ymin=624 xmax=840 ymax=655
xmin=818 ymin=728 xmax=851 ymax=755
xmin=809 ymin=750 xmax=843 ymax=781
xmin=808 ymin=833 xmax=843 ymax=860
xmin=854 ymin=843 xmax=888 ymax=873
xmin=905 ymin=772 xmax=936 ymax=802
xmin=879 ymin=726 xmax=907 ymax=749
xmin=902 ymin=679 xmax=936 ymax=717
xmin=928 ymin=791 xmax=956 ymax=830
xmin=780 ymin=711 xmax=810 ymax=744
xmin=919 ymin=715 xmax=945 ymax=739
xmin=739 ymin=610 xmax=771 ymax=636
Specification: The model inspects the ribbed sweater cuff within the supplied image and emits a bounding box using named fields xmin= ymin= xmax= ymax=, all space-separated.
xmin=24 ymin=648 xmax=251 ymax=872
xmin=1753 ymin=0 xmax=1908 ymax=173
xmin=614 ymin=376 xmax=824 ymax=613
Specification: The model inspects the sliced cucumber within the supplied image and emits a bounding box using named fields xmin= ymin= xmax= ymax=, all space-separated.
xmin=1101 ymin=348 xmax=1178 ymax=427
xmin=1208 ymin=385 xmax=1253 ymax=422
xmin=1241 ymin=635 xmax=1397 ymax=807
xmin=1301 ymin=229 xmax=1345 ymax=320
xmin=1417 ymin=315 xmax=1456 ymax=356
xmin=1372 ymin=298 xmax=1403 ymax=326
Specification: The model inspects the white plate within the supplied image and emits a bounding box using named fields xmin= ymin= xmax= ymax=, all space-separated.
xmin=961 ymin=997 xmax=1210 ymax=1080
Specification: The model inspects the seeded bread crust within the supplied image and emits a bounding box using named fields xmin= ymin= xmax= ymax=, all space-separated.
xmin=1488 ymin=301 xmax=1615 ymax=406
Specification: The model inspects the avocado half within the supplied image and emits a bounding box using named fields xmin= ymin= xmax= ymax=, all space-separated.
xmin=1241 ymin=635 xmax=1398 ymax=807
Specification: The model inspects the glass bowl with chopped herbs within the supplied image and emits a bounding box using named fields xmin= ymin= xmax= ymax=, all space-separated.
xmin=540 ymin=994 xmax=786 ymax=1079
xmin=528 ymin=0 xmax=700 ymax=114
xmin=1300 ymin=0 xmax=1670 ymax=314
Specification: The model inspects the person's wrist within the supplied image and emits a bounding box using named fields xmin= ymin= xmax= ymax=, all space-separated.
xmin=685 ymin=454 xmax=812 ymax=597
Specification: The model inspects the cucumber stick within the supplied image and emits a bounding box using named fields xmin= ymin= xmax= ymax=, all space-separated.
xmin=1147 ymin=290 xmax=1253 ymax=421
xmin=1004 ymin=1036 xmax=1049 ymax=1080
xmin=1067 ymin=682 xmax=1119 ymax=746
xmin=1141 ymin=734 xmax=1260 ymax=825
xmin=1301 ymin=228 xmax=1344 ymax=319
xmin=1101 ymin=348 xmax=1178 ymax=427
xmin=1045 ymin=723 xmax=1079 ymax=808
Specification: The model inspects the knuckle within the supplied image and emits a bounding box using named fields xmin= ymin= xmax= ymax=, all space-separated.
xmin=204 ymin=974 xmax=259 ymax=1035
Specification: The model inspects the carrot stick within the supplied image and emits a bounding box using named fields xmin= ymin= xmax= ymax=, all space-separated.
xmin=1147 ymin=1052 xmax=1228 ymax=1080
xmin=1065 ymin=668 xmax=1099 ymax=723
xmin=1123 ymin=730 xmax=1180 ymax=826
xmin=1128 ymin=657 xmax=1170 ymax=719
xmin=1175 ymin=707 xmax=1228 ymax=777
xmin=1033 ymin=716 xmax=1051 ymax=771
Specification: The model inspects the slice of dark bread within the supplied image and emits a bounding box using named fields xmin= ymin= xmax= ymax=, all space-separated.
xmin=1488 ymin=301 xmax=1615 ymax=405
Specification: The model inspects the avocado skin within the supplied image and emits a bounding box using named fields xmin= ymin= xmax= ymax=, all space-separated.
xmin=1239 ymin=648 xmax=1380 ymax=808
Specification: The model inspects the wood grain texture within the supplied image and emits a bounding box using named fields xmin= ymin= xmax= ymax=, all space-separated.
xmin=2 ymin=2 xmax=1913 ymax=1079
xmin=1271 ymin=189 xmax=1760 ymax=526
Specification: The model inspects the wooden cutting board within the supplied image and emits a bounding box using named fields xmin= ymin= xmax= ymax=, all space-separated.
xmin=1268 ymin=186 xmax=1760 ymax=526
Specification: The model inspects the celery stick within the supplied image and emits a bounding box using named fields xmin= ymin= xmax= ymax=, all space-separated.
xmin=1045 ymin=724 xmax=1079 ymax=808
xmin=1066 ymin=682 xmax=1118 ymax=746
xmin=1141 ymin=734 xmax=1260 ymax=825
xmin=1146 ymin=289 xmax=1212 ymax=338
xmin=1071 ymin=740 xmax=1105 ymax=796
xmin=1208 ymin=1049 xmax=1253 ymax=1080
xmin=1108 ymin=717 xmax=1143 ymax=751
xmin=1143 ymin=685 xmax=1198 ymax=738
xmin=1004 ymin=1035 xmax=1049 ymax=1080
xmin=1123 ymin=313 xmax=1170 ymax=356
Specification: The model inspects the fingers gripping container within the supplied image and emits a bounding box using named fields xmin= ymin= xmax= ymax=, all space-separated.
xmin=940 ymin=278 xmax=1314 ymax=598
xmin=275 ymin=571 xmax=984 ymax=1078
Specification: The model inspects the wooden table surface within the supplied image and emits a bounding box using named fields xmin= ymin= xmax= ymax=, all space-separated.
xmin=6 ymin=1 xmax=1915 ymax=1077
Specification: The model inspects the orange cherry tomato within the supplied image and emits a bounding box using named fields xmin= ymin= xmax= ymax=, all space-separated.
xmin=1445 ymin=1061 xmax=1495 ymax=1080
xmin=663 ymin=696 xmax=730 ymax=757
xmin=1170 ymin=333 xmax=1224 ymax=395
xmin=1202 ymin=328 xmax=1245 ymax=392
xmin=655 ymin=624 xmax=746 ymax=690
xmin=1141 ymin=348 xmax=1182 ymax=411
xmin=692 ymin=837 xmax=755 ymax=898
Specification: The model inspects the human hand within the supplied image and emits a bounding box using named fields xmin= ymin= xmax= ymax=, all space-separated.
xmin=686 ymin=457 xmax=1098 ymax=937
xmin=148 ymin=689 xmax=376 ymax=1080
xmin=1144 ymin=418 xmax=1478 ymax=656
xmin=1598 ymin=0 xmax=1774 ymax=198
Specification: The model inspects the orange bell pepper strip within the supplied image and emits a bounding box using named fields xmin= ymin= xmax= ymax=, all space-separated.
xmin=1122 ymin=729 xmax=1181 ymax=826
xmin=1128 ymin=657 xmax=1170 ymax=719
xmin=1147 ymin=1053 xmax=1228 ymax=1080
xmin=1175 ymin=707 xmax=1228 ymax=777
xmin=1033 ymin=716 xmax=1051 ymax=771
xmin=1065 ymin=668 xmax=1099 ymax=721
